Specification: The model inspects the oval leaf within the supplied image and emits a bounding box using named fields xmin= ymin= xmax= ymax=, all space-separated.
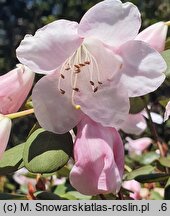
xmin=159 ymin=157 xmax=170 ymax=168
xmin=162 ymin=49 xmax=170 ymax=78
xmin=0 ymin=143 xmax=24 ymax=175
xmin=129 ymin=96 xmax=148 ymax=114
xmin=125 ymin=165 xmax=155 ymax=180
xmin=23 ymin=129 xmax=73 ymax=173
xmin=135 ymin=173 xmax=170 ymax=183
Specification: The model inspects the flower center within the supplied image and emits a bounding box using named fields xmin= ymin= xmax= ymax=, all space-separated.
xmin=58 ymin=44 xmax=102 ymax=110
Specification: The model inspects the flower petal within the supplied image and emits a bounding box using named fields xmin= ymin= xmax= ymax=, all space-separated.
xmin=16 ymin=20 xmax=83 ymax=74
xmin=123 ymin=180 xmax=141 ymax=200
xmin=74 ymin=81 xmax=130 ymax=129
xmin=164 ymin=101 xmax=170 ymax=121
xmin=32 ymin=74 xmax=84 ymax=134
xmin=120 ymin=113 xmax=147 ymax=135
xmin=78 ymin=0 xmax=141 ymax=47
xmin=135 ymin=22 xmax=168 ymax=52
xmin=0 ymin=115 xmax=12 ymax=159
xmin=69 ymin=116 xmax=124 ymax=195
xmin=118 ymin=40 xmax=166 ymax=97
xmin=0 ymin=65 xmax=35 ymax=114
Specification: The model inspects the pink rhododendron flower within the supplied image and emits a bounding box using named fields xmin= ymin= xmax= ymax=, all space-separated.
xmin=123 ymin=180 xmax=141 ymax=200
xmin=136 ymin=22 xmax=168 ymax=52
xmin=0 ymin=65 xmax=34 ymax=157
xmin=125 ymin=137 xmax=152 ymax=155
xmin=16 ymin=0 xmax=166 ymax=134
xmin=0 ymin=115 xmax=12 ymax=159
xmin=164 ymin=101 xmax=170 ymax=121
xmin=69 ymin=117 xmax=124 ymax=195
xmin=0 ymin=64 xmax=35 ymax=115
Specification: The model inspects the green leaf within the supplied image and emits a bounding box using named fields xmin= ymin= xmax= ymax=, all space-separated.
xmin=164 ymin=177 xmax=170 ymax=200
xmin=129 ymin=96 xmax=148 ymax=114
xmin=158 ymin=157 xmax=170 ymax=168
xmin=159 ymin=98 xmax=170 ymax=108
xmin=0 ymin=143 xmax=25 ymax=175
xmin=150 ymin=191 xmax=163 ymax=200
xmin=54 ymin=184 xmax=67 ymax=196
xmin=0 ymin=193 xmax=27 ymax=200
xmin=135 ymin=173 xmax=170 ymax=183
xmin=165 ymin=37 xmax=170 ymax=50
xmin=162 ymin=49 xmax=170 ymax=78
xmin=125 ymin=165 xmax=155 ymax=180
xmin=23 ymin=129 xmax=73 ymax=173
xmin=63 ymin=191 xmax=91 ymax=200
xmin=137 ymin=152 xmax=160 ymax=165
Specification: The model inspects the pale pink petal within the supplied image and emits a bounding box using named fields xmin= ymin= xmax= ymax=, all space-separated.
xmin=0 ymin=65 xmax=35 ymax=114
xmin=118 ymin=40 xmax=166 ymax=97
xmin=125 ymin=137 xmax=152 ymax=155
xmin=164 ymin=101 xmax=170 ymax=121
xmin=142 ymin=110 xmax=163 ymax=124
xmin=69 ymin=117 xmax=124 ymax=195
xmin=136 ymin=22 xmax=168 ymax=52
xmin=13 ymin=168 xmax=36 ymax=186
xmin=78 ymin=0 xmax=141 ymax=47
xmin=123 ymin=180 xmax=141 ymax=199
xmin=32 ymin=74 xmax=84 ymax=134
xmin=17 ymin=20 xmax=83 ymax=74
xmin=74 ymin=81 xmax=130 ymax=129
xmin=0 ymin=115 xmax=12 ymax=159
xmin=120 ymin=113 xmax=147 ymax=135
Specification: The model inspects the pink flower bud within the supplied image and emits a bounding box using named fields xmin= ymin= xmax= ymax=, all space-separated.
xmin=125 ymin=137 xmax=152 ymax=155
xmin=0 ymin=115 xmax=12 ymax=159
xmin=69 ymin=117 xmax=124 ymax=195
xmin=136 ymin=22 xmax=168 ymax=52
xmin=0 ymin=65 xmax=35 ymax=115
xmin=123 ymin=180 xmax=141 ymax=200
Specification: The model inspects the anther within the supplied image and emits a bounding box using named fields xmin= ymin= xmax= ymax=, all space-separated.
xmin=90 ymin=81 xmax=95 ymax=86
xmin=75 ymin=68 xmax=81 ymax=73
xmin=65 ymin=67 xmax=70 ymax=71
xmin=98 ymin=81 xmax=103 ymax=85
xmin=74 ymin=64 xmax=80 ymax=69
xmin=60 ymin=89 xmax=65 ymax=94
xmin=79 ymin=63 xmax=86 ymax=67
xmin=61 ymin=74 xmax=65 ymax=79
xmin=94 ymin=87 xmax=98 ymax=93
xmin=73 ymin=88 xmax=79 ymax=92
xmin=84 ymin=61 xmax=90 ymax=65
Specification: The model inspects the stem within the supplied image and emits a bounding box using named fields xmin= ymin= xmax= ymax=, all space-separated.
xmin=5 ymin=108 xmax=34 ymax=119
xmin=124 ymin=164 xmax=132 ymax=173
xmin=141 ymin=97 xmax=165 ymax=157
xmin=165 ymin=21 xmax=170 ymax=26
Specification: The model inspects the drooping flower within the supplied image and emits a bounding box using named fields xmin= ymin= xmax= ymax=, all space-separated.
xmin=0 ymin=115 xmax=12 ymax=159
xmin=16 ymin=0 xmax=166 ymax=134
xmin=69 ymin=116 xmax=124 ymax=195
xmin=136 ymin=22 xmax=168 ymax=52
xmin=123 ymin=180 xmax=141 ymax=200
xmin=125 ymin=137 xmax=152 ymax=155
xmin=164 ymin=101 xmax=170 ymax=121
xmin=0 ymin=65 xmax=35 ymax=158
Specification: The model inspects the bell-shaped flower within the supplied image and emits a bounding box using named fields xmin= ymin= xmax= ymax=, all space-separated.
xmin=136 ymin=22 xmax=168 ymax=52
xmin=164 ymin=101 xmax=170 ymax=121
xmin=123 ymin=180 xmax=141 ymax=200
xmin=69 ymin=116 xmax=124 ymax=195
xmin=0 ymin=65 xmax=35 ymax=157
xmin=0 ymin=115 xmax=12 ymax=159
xmin=125 ymin=137 xmax=152 ymax=155
xmin=16 ymin=0 xmax=166 ymax=134
xmin=0 ymin=64 xmax=35 ymax=115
